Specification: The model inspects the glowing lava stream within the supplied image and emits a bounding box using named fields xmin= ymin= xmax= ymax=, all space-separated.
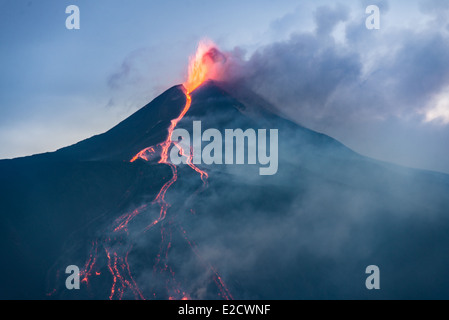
xmin=131 ymin=88 xmax=209 ymax=233
xmin=58 ymin=41 xmax=233 ymax=301
xmin=130 ymin=39 xmax=219 ymax=232
xmin=117 ymin=41 xmax=230 ymax=300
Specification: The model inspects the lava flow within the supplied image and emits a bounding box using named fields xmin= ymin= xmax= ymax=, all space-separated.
xmin=131 ymin=40 xmax=213 ymax=230
xmin=52 ymin=40 xmax=233 ymax=300
xmin=126 ymin=40 xmax=230 ymax=300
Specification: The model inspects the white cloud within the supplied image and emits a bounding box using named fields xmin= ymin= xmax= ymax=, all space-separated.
xmin=423 ymin=88 xmax=449 ymax=124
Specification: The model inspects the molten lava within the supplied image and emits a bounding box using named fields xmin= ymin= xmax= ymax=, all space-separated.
xmin=184 ymin=40 xmax=225 ymax=93
xmin=58 ymin=40 xmax=232 ymax=300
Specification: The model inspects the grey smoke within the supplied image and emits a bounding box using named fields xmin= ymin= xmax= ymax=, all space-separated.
xmin=215 ymin=1 xmax=449 ymax=174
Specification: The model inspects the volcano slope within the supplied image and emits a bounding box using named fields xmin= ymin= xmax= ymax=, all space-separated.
xmin=1 ymin=81 xmax=449 ymax=299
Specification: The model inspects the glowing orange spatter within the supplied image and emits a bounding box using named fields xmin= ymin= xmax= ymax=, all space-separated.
xmin=183 ymin=40 xmax=217 ymax=93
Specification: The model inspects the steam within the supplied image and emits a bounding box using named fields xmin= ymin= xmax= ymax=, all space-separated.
xmin=199 ymin=3 xmax=449 ymax=174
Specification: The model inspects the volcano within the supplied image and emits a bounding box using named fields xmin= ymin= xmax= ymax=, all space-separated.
xmin=2 ymin=76 xmax=449 ymax=299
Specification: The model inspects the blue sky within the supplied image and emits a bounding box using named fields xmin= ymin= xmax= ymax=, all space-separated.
xmin=1 ymin=0 xmax=449 ymax=174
